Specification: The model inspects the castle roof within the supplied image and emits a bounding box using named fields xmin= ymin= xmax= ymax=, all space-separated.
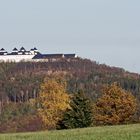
xmin=64 ymin=54 xmax=77 ymax=58
xmin=44 ymin=54 xmax=64 ymax=58
xmin=0 ymin=48 xmax=7 ymax=53
xmin=30 ymin=47 xmax=38 ymax=51
xmin=0 ymin=48 xmax=7 ymax=55
xmin=20 ymin=47 xmax=26 ymax=51
xmin=33 ymin=54 xmax=78 ymax=59
xmin=12 ymin=48 xmax=18 ymax=51
xmin=32 ymin=54 xmax=64 ymax=59
xmin=1 ymin=48 xmax=5 ymax=51
xmin=34 ymin=47 xmax=38 ymax=51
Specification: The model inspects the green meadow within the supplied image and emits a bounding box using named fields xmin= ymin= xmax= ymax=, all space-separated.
xmin=0 ymin=124 xmax=140 ymax=140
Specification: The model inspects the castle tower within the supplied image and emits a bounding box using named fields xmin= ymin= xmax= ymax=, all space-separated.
xmin=30 ymin=47 xmax=39 ymax=55
xmin=12 ymin=48 xmax=18 ymax=53
xmin=18 ymin=47 xmax=26 ymax=55
xmin=0 ymin=48 xmax=8 ymax=55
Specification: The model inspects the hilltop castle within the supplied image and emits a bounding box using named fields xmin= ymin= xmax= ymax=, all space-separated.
xmin=0 ymin=47 xmax=77 ymax=62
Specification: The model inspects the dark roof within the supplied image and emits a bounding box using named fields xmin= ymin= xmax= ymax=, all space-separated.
xmin=0 ymin=48 xmax=7 ymax=53
xmin=32 ymin=54 xmax=64 ymax=59
xmin=43 ymin=54 xmax=64 ymax=58
xmin=13 ymin=48 xmax=18 ymax=51
xmin=34 ymin=47 xmax=38 ymax=51
xmin=0 ymin=48 xmax=5 ymax=51
xmin=64 ymin=54 xmax=76 ymax=57
xmin=20 ymin=47 xmax=26 ymax=51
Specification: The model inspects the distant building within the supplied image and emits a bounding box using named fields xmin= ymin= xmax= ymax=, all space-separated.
xmin=0 ymin=47 xmax=77 ymax=62
xmin=11 ymin=48 xmax=18 ymax=55
xmin=0 ymin=48 xmax=8 ymax=55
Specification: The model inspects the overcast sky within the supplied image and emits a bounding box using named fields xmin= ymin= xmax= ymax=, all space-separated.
xmin=0 ymin=0 xmax=140 ymax=73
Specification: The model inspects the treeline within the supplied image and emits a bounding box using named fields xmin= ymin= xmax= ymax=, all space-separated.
xmin=0 ymin=59 xmax=140 ymax=102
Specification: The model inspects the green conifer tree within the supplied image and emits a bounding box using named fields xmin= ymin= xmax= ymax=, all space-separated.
xmin=57 ymin=90 xmax=93 ymax=129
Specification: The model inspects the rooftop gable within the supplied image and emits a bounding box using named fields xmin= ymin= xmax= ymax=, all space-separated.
xmin=20 ymin=47 xmax=26 ymax=52
xmin=13 ymin=48 xmax=18 ymax=51
xmin=0 ymin=48 xmax=7 ymax=53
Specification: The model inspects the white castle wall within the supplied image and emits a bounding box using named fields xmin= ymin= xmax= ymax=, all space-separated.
xmin=0 ymin=55 xmax=35 ymax=62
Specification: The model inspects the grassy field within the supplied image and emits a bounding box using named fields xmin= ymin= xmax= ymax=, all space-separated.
xmin=0 ymin=124 xmax=140 ymax=140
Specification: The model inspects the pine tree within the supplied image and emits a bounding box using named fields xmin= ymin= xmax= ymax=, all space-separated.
xmin=57 ymin=90 xmax=93 ymax=129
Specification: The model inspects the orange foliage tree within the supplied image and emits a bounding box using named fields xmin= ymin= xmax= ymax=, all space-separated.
xmin=37 ymin=76 xmax=70 ymax=129
xmin=94 ymin=83 xmax=137 ymax=125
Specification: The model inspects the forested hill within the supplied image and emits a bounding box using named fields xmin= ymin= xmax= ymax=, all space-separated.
xmin=0 ymin=58 xmax=140 ymax=103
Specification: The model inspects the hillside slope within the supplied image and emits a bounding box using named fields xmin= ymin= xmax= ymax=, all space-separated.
xmin=0 ymin=58 xmax=140 ymax=102
xmin=0 ymin=58 xmax=140 ymax=132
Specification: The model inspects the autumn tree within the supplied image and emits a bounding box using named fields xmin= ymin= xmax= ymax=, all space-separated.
xmin=94 ymin=83 xmax=137 ymax=125
xmin=57 ymin=90 xmax=93 ymax=129
xmin=37 ymin=76 xmax=70 ymax=129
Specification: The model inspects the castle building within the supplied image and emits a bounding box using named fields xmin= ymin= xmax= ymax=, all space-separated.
xmin=0 ymin=47 xmax=77 ymax=62
xmin=0 ymin=48 xmax=8 ymax=55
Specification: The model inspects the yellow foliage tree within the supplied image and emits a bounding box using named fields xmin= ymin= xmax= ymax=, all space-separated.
xmin=37 ymin=76 xmax=70 ymax=129
xmin=94 ymin=83 xmax=137 ymax=125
